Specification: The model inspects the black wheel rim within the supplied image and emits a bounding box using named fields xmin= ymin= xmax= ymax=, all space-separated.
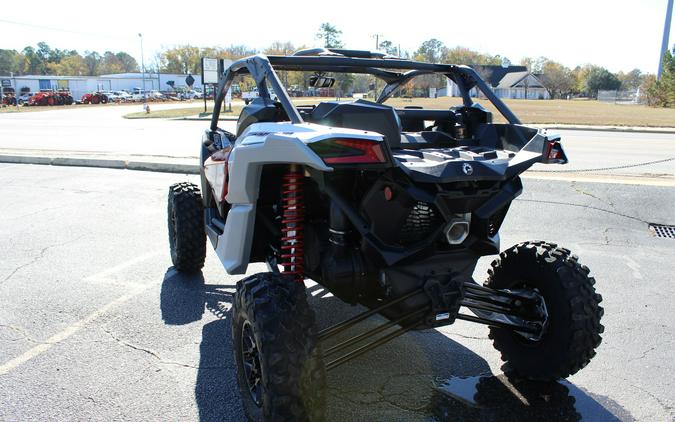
xmin=240 ymin=320 xmax=263 ymax=407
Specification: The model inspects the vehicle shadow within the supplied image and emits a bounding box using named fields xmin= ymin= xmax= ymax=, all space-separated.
xmin=160 ymin=272 xmax=630 ymax=421
xmin=159 ymin=268 xmax=244 ymax=422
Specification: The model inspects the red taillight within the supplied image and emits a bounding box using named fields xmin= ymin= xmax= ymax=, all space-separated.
xmin=309 ymin=138 xmax=387 ymax=165
xmin=544 ymin=140 xmax=565 ymax=163
xmin=547 ymin=142 xmax=561 ymax=159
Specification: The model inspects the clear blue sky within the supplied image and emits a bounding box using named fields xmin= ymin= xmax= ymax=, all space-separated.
xmin=1 ymin=0 xmax=673 ymax=73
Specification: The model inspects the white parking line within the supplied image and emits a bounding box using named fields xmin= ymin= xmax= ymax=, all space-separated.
xmin=84 ymin=251 xmax=162 ymax=282
xmin=0 ymin=251 xmax=162 ymax=376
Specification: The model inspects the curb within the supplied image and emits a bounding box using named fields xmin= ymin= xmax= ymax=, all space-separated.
xmin=170 ymin=119 xmax=675 ymax=132
xmin=0 ymin=154 xmax=199 ymax=174
xmin=175 ymin=116 xmax=238 ymax=121
xmin=3 ymin=154 xmax=673 ymax=187
xmin=539 ymin=125 xmax=675 ymax=135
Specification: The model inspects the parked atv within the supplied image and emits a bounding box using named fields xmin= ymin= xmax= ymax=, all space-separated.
xmin=81 ymin=92 xmax=108 ymax=105
xmin=168 ymin=49 xmax=604 ymax=421
xmin=2 ymin=93 xmax=18 ymax=106
xmin=55 ymin=90 xmax=74 ymax=105
xmin=26 ymin=90 xmax=73 ymax=106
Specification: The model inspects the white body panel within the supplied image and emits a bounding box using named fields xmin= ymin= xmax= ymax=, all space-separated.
xmin=213 ymin=122 xmax=384 ymax=274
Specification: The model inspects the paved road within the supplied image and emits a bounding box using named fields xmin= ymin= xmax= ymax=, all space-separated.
xmin=1 ymin=164 xmax=673 ymax=421
xmin=0 ymin=103 xmax=207 ymax=158
xmin=1 ymin=105 xmax=674 ymax=179
xmin=531 ymin=129 xmax=675 ymax=176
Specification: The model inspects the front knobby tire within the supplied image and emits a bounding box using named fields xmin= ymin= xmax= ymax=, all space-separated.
xmin=486 ymin=241 xmax=604 ymax=381
xmin=167 ymin=182 xmax=206 ymax=272
xmin=232 ymin=272 xmax=326 ymax=421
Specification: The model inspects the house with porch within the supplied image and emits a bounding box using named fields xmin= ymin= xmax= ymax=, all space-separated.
xmin=445 ymin=65 xmax=550 ymax=100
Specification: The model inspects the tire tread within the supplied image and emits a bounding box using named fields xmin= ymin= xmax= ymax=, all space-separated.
xmin=486 ymin=241 xmax=603 ymax=380
xmin=168 ymin=182 xmax=206 ymax=272
xmin=233 ymin=273 xmax=326 ymax=421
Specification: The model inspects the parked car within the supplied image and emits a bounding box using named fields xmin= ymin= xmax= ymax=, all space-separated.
xmin=133 ymin=90 xmax=164 ymax=101
xmin=242 ymin=87 xmax=277 ymax=104
xmin=113 ymin=91 xmax=133 ymax=102
xmin=179 ymin=90 xmax=203 ymax=100
xmin=102 ymin=92 xmax=121 ymax=102
xmin=17 ymin=92 xmax=33 ymax=105
xmin=151 ymin=90 xmax=166 ymax=100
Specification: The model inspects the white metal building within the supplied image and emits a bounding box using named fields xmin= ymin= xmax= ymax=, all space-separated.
xmin=1 ymin=63 xmax=232 ymax=101
xmin=98 ymin=73 xmax=205 ymax=93
xmin=4 ymin=75 xmax=107 ymax=100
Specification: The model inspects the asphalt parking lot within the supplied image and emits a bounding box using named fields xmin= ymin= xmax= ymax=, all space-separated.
xmin=1 ymin=163 xmax=674 ymax=421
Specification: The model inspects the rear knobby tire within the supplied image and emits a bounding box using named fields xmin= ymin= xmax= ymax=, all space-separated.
xmin=167 ymin=182 xmax=206 ymax=272
xmin=485 ymin=241 xmax=604 ymax=381
xmin=232 ymin=272 xmax=326 ymax=421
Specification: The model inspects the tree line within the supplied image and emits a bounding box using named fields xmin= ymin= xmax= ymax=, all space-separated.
xmin=1 ymin=24 xmax=672 ymax=107
xmin=0 ymin=42 xmax=139 ymax=76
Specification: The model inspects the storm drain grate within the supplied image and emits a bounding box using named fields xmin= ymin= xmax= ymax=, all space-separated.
xmin=649 ymin=224 xmax=675 ymax=239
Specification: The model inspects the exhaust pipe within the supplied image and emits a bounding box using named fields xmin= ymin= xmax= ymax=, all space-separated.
xmin=445 ymin=213 xmax=471 ymax=245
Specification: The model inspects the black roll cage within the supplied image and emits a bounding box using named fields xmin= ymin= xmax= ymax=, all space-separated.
xmin=210 ymin=53 xmax=522 ymax=132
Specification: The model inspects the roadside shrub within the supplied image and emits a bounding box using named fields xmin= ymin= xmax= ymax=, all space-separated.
xmin=641 ymin=51 xmax=675 ymax=108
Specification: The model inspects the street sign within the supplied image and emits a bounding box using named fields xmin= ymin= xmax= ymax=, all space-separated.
xmin=185 ymin=74 xmax=195 ymax=87
xmin=1 ymin=80 xmax=11 ymax=87
xmin=201 ymin=57 xmax=219 ymax=85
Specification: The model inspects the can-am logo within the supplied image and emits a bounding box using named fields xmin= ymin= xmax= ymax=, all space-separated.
xmin=462 ymin=163 xmax=474 ymax=175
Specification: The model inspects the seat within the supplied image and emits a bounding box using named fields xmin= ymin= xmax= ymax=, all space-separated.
xmin=310 ymin=99 xmax=402 ymax=148
xmin=236 ymin=97 xmax=280 ymax=137
xmin=399 ymin=106 xmax=426 ymax=132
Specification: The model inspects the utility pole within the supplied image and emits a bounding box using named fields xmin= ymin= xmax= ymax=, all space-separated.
xmin=658 ymin=0 xmax=674 ymax=79
xmin=371 ymin=34 xmax=383 ymax=99
xmin=12 ymin=72 xmax=18 ymax=107
xmin=371 ymin=33 xmax=383 ymax=51
xmin=139 ymin=33 xmax=147 ymax=107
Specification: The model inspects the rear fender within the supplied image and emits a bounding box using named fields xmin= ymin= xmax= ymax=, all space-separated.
xmin=216 ymin=133 xmax=332 ymax=274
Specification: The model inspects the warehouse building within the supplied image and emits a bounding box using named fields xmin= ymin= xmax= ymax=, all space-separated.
xmin=1 ymin=69 xmax=226 ymax=101
xmin=98 ymin=72 xmax=204 ymax=94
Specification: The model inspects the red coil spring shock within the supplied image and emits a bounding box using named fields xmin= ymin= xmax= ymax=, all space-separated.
xmin=280 ymin=165 xmax=305 ymax=281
